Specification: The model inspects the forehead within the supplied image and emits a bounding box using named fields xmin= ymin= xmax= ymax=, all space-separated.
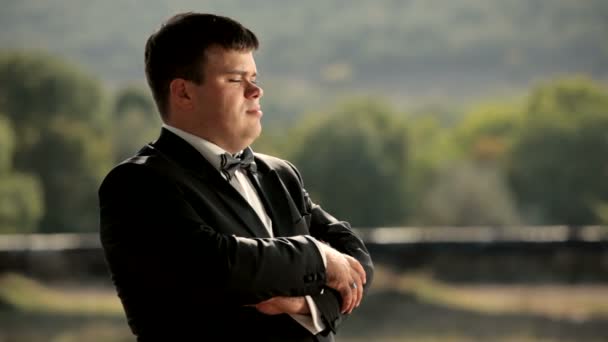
xmin=203 ymin=46 xmax=257 ymax=73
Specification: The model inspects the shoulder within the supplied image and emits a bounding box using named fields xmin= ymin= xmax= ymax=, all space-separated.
xmin=254 ymin=152 xmax=290 ymax=171
xmin=254 ymin=152 xmax=304 ymax=185
xmin=99 ymin=146 xmax=177 ymax=195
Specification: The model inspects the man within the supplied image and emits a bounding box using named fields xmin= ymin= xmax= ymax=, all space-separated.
xmin=99 ymin=12 xmax=373 ymax=341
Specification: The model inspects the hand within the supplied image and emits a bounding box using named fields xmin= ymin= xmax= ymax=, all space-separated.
xmin=318 ymin=243 xmax=366 ymax=314
xmin=253 ymin=296 xmax=309 ymax=315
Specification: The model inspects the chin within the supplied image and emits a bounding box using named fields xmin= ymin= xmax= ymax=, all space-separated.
xmin=251 ymin=120 xmax=262 ymax=136
xmin=243 ymin=125 xmax=262 ymax=147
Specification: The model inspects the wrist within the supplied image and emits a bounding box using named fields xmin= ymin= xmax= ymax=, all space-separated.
xmin=296 ymin=296 xmax=310 ymax=314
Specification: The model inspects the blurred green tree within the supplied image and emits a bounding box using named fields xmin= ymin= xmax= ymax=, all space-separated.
xmin=0 ymin=115 xmax=43 ymax=233
xmin=415 ymin=161 xmax=520 ymax=226
xmin=454 ymin=102 xmax=523 ymax=164
xmin=0 ymin=115 xmax=15 ymax=173
xmin=403 ymin=115 xmax=452 ymax=223
xmin=0 ymin=173 xmax=44 ymax=234
xmin=113 ymin=85 xmax=155 ymax=115
xmin=110 ymin=85 xmax=159 ymax=162
xmin=0 ymin=51 xmax=112 ymax=232
xmin=402 ymin=102 xmax=525 ymax=226
xmin=508 ymin=77 xmax=608 ymax=224
xmin=289 ymin=99 xmax=409 ymax=227
xmin=28 ymin=117 xmax=112 ymax=232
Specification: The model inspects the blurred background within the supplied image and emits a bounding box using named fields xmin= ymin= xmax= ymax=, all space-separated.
xmin=1 ymin=0 xmax=607 ymax=341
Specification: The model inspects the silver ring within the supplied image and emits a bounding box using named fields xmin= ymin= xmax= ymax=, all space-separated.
xmin=350 ymin=282 xmax=357 ymax=289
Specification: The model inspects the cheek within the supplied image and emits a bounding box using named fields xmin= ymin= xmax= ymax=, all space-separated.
xmin=215 ymin=96 xmax=244 ymax=131
xmin=218 ymin=91 xmax=243 ymax=111
xmin=226 ymin=97 xmax=247 ymax=122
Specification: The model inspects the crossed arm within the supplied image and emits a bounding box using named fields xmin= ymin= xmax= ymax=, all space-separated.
xmin=254 ymin=243 xmax=367 ymax=315
xmin=99 ymin=160 xmax=373 ymax=335
xmin=251 ymin=159 xmax=374 ymax=332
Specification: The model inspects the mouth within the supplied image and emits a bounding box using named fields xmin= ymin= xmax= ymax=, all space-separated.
xmin=246 ymin=107 xmax=263 ymax=117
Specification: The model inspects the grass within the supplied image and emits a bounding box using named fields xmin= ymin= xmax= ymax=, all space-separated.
xmin=0 ymin=273 xmax=122 ymax=316
xmin=0 ymin=273 xmax=130 ymax=342
xmin=1 ymin=269 xmax=607 ymax=341
xmin=339 ymin=266 xmax=608 ymax=341
xmin=371 ymin=265 xmax=608 ymax=321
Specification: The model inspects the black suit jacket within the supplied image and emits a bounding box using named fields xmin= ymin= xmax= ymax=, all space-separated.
xmin=98 ymin=128 xmax=374 ymax=341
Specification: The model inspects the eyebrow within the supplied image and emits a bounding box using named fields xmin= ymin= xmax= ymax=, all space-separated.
xmin=222 ymin=69 xmax=257 ymax=77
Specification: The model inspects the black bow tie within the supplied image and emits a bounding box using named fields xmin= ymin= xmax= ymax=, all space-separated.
xmin=220 ymin=147 xmax=257 ymax=181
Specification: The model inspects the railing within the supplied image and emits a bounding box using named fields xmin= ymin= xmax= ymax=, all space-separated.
xmin=0 ymin=226 xmax=606 ymax=252
xmin=0 ymin=226 xmax=606 ymax=282
xmin=356 ymin=225 xmax=608 ymax=244
xmin=0 ymin=233 xmax=100 ymax=252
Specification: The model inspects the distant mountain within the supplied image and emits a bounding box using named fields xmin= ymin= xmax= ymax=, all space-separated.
xmin=1 ymin=0 xmax=607 ymax=107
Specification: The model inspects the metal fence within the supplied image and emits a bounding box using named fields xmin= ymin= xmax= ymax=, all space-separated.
xmin=0 ymin=225 xmax=606 ymax=252
xmin=1 ymin=226 xmax=606 ymax=282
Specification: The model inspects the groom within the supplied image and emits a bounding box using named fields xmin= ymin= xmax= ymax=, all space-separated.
xmin=98 ymin=12 xmax=373 ymax=341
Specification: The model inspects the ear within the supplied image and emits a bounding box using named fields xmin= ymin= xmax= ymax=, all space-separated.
xmin=169 ymin=78 xmax=194 ymax=111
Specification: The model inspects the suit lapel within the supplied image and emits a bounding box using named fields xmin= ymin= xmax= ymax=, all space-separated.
xmin=211 ymin=184 xmax=272 ymax=238
xmin=252 ymin=157 xmax=308 ymax=237
xmin=150 ymin=128 xmax=272 ymax=238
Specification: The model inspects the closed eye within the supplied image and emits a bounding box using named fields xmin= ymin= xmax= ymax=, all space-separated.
xmin=228 ymin=78 xmax=259 ymax=85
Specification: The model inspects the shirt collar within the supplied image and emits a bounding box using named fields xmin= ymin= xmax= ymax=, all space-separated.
xmin=162 ymin=123 xmax=243 ymax=173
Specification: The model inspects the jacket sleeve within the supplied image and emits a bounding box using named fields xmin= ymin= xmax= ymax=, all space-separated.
xmin=275 ymin=160 xmax=375 ymax=335
xmin=99 ymin=162 xmax=327 ymax=307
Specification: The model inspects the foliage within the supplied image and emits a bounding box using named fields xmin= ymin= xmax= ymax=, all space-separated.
xmin=290 ymin=99 xmax=409 ymax=226
xmin=113 ymin=85 xmax=156 ymax=116
xmin=1 ymin=0 xmax=606 ymax=111
xmin=0 ymin=51 xmax=112 ymax=232
xmin=0 ymin=115 xmax=15 ymax=172
xmin=28 ymin=117 xmax=113 ymax=232
xmin=0 ymin=115 xmax=43 ymax=233
xmin=453 ymin=102 xmax=523 ymax=164
xmin=0 ymin=51 xmax=106 ymax=135
xmin=415 ymin=161 xmax=520 ymax=226
xmin=508 ymin=77 xmax=608 ymax=224
xmin=1 ymin=49 xmax=608 ymax=232
xmin=0 ymin=173 xmax=43 ymax=234
xmin=110 ymin=85 xmax=159 ymax=163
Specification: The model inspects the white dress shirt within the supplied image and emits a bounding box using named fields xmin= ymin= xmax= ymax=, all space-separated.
xmin=162 ymin=124 xmax=326 ymax=334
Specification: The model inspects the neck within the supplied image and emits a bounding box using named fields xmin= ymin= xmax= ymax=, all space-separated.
xmin=163 ymin=123 xmax=247 ymax=154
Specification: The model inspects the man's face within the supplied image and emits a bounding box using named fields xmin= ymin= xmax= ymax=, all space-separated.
xmin=190 ymin=46 xmax=263 ymax=153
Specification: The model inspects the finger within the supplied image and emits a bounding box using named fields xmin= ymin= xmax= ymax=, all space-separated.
xmin=348 ymin=285 xmax=356 ymax=314
xmin=350 ymin=278 xmax=362 ymax=313
xmin=346 ymin=256 xmax=366 ymax=285
xmin=355 ymin=269 xmax=364 ymax=307
xmin=346 ymin=265 xmax=363 ymax=311
xmin=355 ymin=278 xmax=363 ymax=308
xmin=345 ymin=255 xmax=362 ymax=278
xmin=347 ymin=279 xmax=360 ymax=312
xmin=340 ymin=284 xmax=354 ymax=314
xmin=346 ymin=288 xmax=354 ymax=314
xmin=346 ymin=285 xmax=355 ymax=314
xmin=339 ymin=287 xmax=348 ymax=313
xmin=345 ymin=279 xmax=358 ymax=314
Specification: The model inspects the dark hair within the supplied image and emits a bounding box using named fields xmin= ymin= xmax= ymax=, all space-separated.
xmin=144 ymin=13 xmax=259 ymax=119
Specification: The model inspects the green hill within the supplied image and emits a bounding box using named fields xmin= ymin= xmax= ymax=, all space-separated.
xmin=1 ymin=0 xmax=607 ymax=107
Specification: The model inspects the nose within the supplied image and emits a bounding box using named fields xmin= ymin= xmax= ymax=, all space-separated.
xmin=246 ymin=81 xmax=263 ymax=99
